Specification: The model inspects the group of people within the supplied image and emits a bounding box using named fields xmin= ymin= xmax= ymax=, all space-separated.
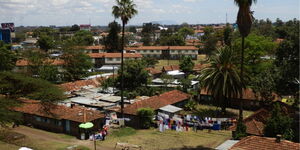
xmin=157 ymin=114 xmax=234 ymax=132
xmin=89 ymin=125 xmax=109 ymax=141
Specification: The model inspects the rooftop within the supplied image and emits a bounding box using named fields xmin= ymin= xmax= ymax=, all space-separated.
xmin=16 ymin=59 xmax=64 ymax=67
xmin=88 ymin=53 xmax=143 ymax=58
xmin=125 ymin=46 xmax=198 ymax=50
xmin=229 ymin=136 xmax=300 ymax=150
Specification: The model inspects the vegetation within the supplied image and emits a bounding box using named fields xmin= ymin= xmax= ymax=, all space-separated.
xmin=264 ymin=103 xmax=294 ymax=140
xmin=0 ymin=42 xmax=17 ymax=72
xmin=137 ymin=108 xmax=155 ymax=129
xmin=104 ymin=21 xmax=121 ymax=52
xmin=179 ymin=56 xmax=195 ymax=78
xmin=37 ymin=34 xmax=55 ymax=52
xmin=200 ymin=47 xmax=244 ymax=113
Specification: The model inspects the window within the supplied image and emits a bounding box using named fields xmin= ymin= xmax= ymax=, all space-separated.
xmin=35 ymin=116 xmax=41 ymax=122
xmin=54 ymin=120 xmax=62 ymax=126
xmin=107 ymin=58 xmax=113 ymax=61
xmin=156 ymin=50 xmax=160 ymax=53
xmin=116 ymin=58 xmax=121 ymax=61
xmin=150 ymin=50 xmax=154 ymax=53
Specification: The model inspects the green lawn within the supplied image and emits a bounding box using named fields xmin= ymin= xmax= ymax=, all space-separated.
xmin=155 ymin=55 xmax=207 ymax=70
xmin=100 ymin=127 xmax=231 ymax=150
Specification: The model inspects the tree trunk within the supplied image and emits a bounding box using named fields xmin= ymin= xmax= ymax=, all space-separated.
xmin=121 ymin=21 xmax=125 ymax=119
xmin=221 ymin=96 xmax=226 ymax=115
xmin=239 ymin=37 xmax=245 ymax=120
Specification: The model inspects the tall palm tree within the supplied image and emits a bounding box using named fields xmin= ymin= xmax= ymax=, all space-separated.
xmin=112 ymin=0 xmax=138 ymax=118
xmin=234 ymin=0 xmax=257 ymax=119
xmin=200 ymin=48 xmax=244 ymax=113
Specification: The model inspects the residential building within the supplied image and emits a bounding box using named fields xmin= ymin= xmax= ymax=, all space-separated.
xmin=12 ymin=99 xmax=105 ymax=138
xmin=110 ymin=90 xmax=190 ymax=128
xmin=229 ymin=136 xmax=300 ymax=150
xmin=14 ymin=59 xmax=64 ymax=73
xmin=85 ymin=45 xmax=106 ymax=53
xmin=88 ymin=53 xmax=143 ymax=68
xmin=80 ymin=24 xmax=91 ymax=31
xmin=126 ymin=46 xmax=198 ymax=60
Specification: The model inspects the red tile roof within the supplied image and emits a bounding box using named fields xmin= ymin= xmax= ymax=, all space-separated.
xmin=230 ymin=109 xmax=269 ymax=136
xmin=194 ymin=30 xmax=204 ymax=33
xmin=16 ymin=59 xmax=64 ymax=67
xmin=121 ymin=90 xmax=190 ymax=115
xmin=145 ymin=67 xmax=162 ymax=75
xmin=230 ymin=136 xmax=300 ymax=150
xmin=13 ymin=100 xmax=104 ymax=123
xmin=88 ymin=53 xmax=143 ymax=58
xmin=59 ymin=78 xmax=103 ymax=92
xmin=85 ymin=45 xmax=105 ymax=50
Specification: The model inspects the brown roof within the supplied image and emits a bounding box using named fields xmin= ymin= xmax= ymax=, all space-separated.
xmin=16 ymin=59 xmax=64 ymax=67
xmin=13 ymin=100 xmax=104 ymax=123
xmin=88 ymin=53 xmax=143 ymax=58
xmin=194 ymin=30 xmax=204 ymax=33
xmin=121 ymin=90 xmax=190 ymax=115
xmin=162 ymin=65 xmax=180 ymax=72
xmin=230 ymin=109 xmax=269 ymax=136
xmin=145 ymin=67 xmax=162 ymax=75
xmin=59 ymin=78 xmax=103 ymax=92
xmin=230 ymin=136 xmax=300 ymax=150
xmin=200 ymin=88 xmax=280 ymax=101
xmin=85 ymin=45 xmax=105 ymax=50
xmin=125 ymin=46 xmax=198 ymax=50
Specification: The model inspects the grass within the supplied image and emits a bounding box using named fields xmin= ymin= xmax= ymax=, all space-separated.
xmin=111 ymin=127 xmax=137 ymax=137
xmin=154 ymin=55 xmax=207 ymax=70
xmin=100 ymin=128 xmax=231 ymax=150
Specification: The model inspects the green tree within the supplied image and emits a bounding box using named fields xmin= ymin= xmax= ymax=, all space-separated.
xmin=141 ymin=23 xmax=155 ymax=46
xmin=203 ymin=35 xmax=218 ymax=56
xmin=178 ymin=27 xmax=194 ymax=41
xmin=223 ymin=24 xmax=233 ymax=47
xmin=0 ymin=42 xmax=17 ymax=71
xmin=200 ymin=47 xmax=244 ymax=113
xmin=37 ymin=33 xmax=55 ymax=52
xmin=264 ymin=103 xmax=294 ymax=140
xmin=137 ymin=108 xmax=154 ymax=129
xmin=112 ymin=0 xmax=138 ymax=118
xmin=105 ymin=21 xmax=121 ymax=52
xmin=38 ymin=64 xmax=60 ymax=83
xmin=62 ymin=48 xmax=92 ymax=81
xmin=179 ymin=56 xmax=195 ymax=78
xmin=70 ymin=24 xmax=80 ymax=32
xmin=72 ymin=30 xmax=94 ymax=46
xmin=142 ymin=57 xmax=158 ymax=68
xmin=159 ymin=34 xmax=185 ymax=46
xmin=160 ymin=73 xmax=174 ymax=90
xmin=116 ymin=60 xmax=149 ymax=92
xmin=0 ymin=72 xmax=65 ymax=126
xmin=234 ymin=0 xmax=257 ymax=120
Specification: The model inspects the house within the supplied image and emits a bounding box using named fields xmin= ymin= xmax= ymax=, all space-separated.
xmin=229 ymin=136 xmax=300 ymax=150
xmin=110 ymin=90 xmax=190 ymax=128
xmin=125 ymin=46 xmax=198 ymax=60
xmin=230 ymin=101 xmax=299 ymax=137
xmin=88 ymin=53 xmax=143 ymax=68
xmin=80 ymin=24 xmax=91 ymax=31
xmin=145 ymin=67 xmax=162 ymax=78
xmin=12 ymin=99 xmax=105 ymax=138
xmin=199 ymin=88 xmax=281 ymax=110
xmin=14 ymin=59 xmax=64 ymax=73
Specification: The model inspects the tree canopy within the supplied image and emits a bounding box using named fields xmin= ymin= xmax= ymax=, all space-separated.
xmin=0 ymin=41 xmax=17 ymax=72
xmin=104 ymin=21 xmax=121 ymax=52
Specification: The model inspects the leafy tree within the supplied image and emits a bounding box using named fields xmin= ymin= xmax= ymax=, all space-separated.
xmin=178 ymin=27 xmax=194 ymax=41
xmin=142 ymin=57 xmax=158 ymax=68
xmin=116 ymin=60 xmax=149 ymax=92
xmin=0 ymin=72 xmax=65 ymax=126
xmin=38 ymin=64 xmax=60 ymax=83
xmin=112 ymin=0 xmax=138 ymax=118
xmin=33 ymin=27 xmax=56 ymax=38
xmin=179 ymin=56 xmax=195 ymax=78
xmin=137 ymin=108 xmax=154 ymax=129
xmin=0 ymin=42 xmax=17 ymax=71
xmin=234 ymin=0 xmax=257 ymax=120
xmin=104 ymin=21 xmax=121 ymax=52
xmin=62 ymin=48 xmax=93 ymax=81
xmin=203 ymin=34 xmax=218 ymax=56
xmin=264 ymin=103 xmax=294 ymax=140
xmin=26 ymin=50 xmax=47 ymax=76
xmin=179 ymin=78 xmax=192 ymax=93
xmin=37 ymin=33 xmax=55 ymax=52
xmin=223 ymin=24 xmax=233 ymax=47
xmin=72 ymin=30 xmax=94 ymax=46
xmin=200 ymin=47 xmax=244 ymax=113
xmin=159 ymin=34 xmax=185 ymax=46
xmin=70 ymin=24 xmax=80 ymax=32
xmin=160 ymin=73 xmax=174 ymax=90
xmin=128 ymin=26 xmax=137 ymax=33
xmin=233 ymin=118 xmax=247 ymax=140
xmin=202 ymin=26 xmax=214 ymax=41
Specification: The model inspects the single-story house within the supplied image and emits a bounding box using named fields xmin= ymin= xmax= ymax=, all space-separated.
xmin=110 ymin=90 xmax=190 ymax=128
xmin=229 ymin=136 xmax=300 ymax=150
xmin=12 ymin=99 xmax=105 ymax=138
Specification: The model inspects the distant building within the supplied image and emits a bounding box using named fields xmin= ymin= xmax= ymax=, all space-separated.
xmin=88 ymin=53 xmax=143 ymax=68
xmin=80 ymin=24 xmax=91 ymax=31
xmin=0 ymin=29 xmax=11 ymax=43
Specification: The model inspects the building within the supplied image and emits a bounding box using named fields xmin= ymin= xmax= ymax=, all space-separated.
xmin=80 ymin=24 xmax=91 ymax=31
xmin=88 ymin=53 xmax=143 ymax=68
xmin=110 ymin=90 xmax=190 ymax=128
xmin=85 ymin=45 xmax=106 ymax=53
xmin=14 ymin=59 xmax=64 ymax=73
xmin=229 ymin=136 xmax=300 ymax=150
xmin=0 ymin=29 xmax=11 ymax=43
xmin=12 ymin=99 xmax=105 ymax=138
xmin=125 ymin=46 xmax=199 ymax=60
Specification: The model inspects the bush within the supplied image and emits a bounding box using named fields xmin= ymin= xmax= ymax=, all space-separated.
xmin=111 ymin=127 xmax=136 ymax=137
xmin=137 ymin=108 xmax=154 ymax=129
xmin=233 ymin=118 xmax=247 ymax=140
xmin=184 ymin=100 xmax=197 ymax=111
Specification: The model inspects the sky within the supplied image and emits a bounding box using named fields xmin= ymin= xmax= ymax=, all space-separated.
xmin=0 ymin=0 xmax=299 ymax=26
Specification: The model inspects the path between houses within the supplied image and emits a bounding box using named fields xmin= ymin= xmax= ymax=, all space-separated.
xmin=12 ymin=126 xmax=114 ymax=150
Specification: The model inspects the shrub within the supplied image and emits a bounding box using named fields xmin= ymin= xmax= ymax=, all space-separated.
xmin=233 ymin=118 xmax=247 ymax=140
xmin=137 ymin=108 xmax=154 ymax=129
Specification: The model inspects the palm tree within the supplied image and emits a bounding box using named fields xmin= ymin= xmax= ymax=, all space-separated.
xmin=112 ymin=0 xmax=138 ymax=118
xmin=200 ymin=47 xmax=244 ymax=114
xmin=234 ymin=0 xmax=257 ymax=119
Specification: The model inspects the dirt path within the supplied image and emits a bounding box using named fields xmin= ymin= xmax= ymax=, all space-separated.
xmin=12 ymin=126 xmax=114 ymax=150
